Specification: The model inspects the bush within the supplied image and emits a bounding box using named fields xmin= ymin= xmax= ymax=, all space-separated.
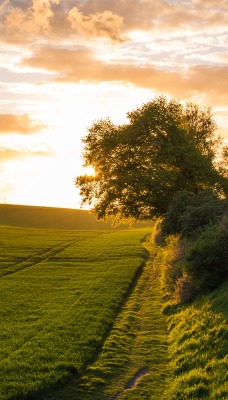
xmin=174 ymin=273 xmax=198 ymax=303
xmin=160 ymin=191 xmax=194 ymax=236
xmin=185 ymin=217 xmax=228 ymax=291
xmin=161 ymin=190 xmax=227 ymax=238
xmin=161 ymin=236 xmax=188 ymax=297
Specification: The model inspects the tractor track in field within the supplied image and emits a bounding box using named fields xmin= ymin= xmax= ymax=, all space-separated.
xmin=0 ymin=232 xmax=109 ymax=278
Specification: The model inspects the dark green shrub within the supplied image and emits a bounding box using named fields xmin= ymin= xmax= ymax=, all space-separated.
xmin=161 ymin=190 xmax=227 ymax=238
xmin=180 ymin=201 xmax=226 ymax=238
xmin=160 ymin=191 xmax=194 ymax=236
xmin=185 ymin=217 xmax=228 ymax=291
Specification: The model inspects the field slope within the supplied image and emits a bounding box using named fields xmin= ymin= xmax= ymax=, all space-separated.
xmin=0 ymin=204 xmax=114 ymax=230
xmin=0 ymin=204 xmax=151 ymax=230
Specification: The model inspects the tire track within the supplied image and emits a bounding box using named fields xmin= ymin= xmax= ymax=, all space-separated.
xmin=0 ymin=232 xmax=106 ymax=278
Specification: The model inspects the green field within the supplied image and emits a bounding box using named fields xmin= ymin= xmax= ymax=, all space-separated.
xmin=1 ymin=204 xmax=226 ymax=400
xmin=0 ymin=215 xmax=152 ymax=400
xmin=0 ymin=204 xmax=116 ymax=230
xmin=0 ymin=204 xmax=151 ymax=230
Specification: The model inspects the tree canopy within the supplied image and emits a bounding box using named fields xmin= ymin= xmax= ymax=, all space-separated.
xmin=75 ymin=96 xmax=227 ymax=221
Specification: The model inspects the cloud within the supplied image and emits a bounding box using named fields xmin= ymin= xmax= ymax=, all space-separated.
xmin=76 ymin=0 xmax=228 ymax=32
xmin=22 ymin=47 xmax=228 ymax=103
xmin=67 ymin=7 xmax=124 ymax=42
xmin=0 ymin=0 xmax=61 ymax=43
xmin=0 ymin=114 xmax=47 ymax=134
xmin=192 ymin=0 xmax=228 ymax=9
xmin=0 ymin=0 xmax=125 ymax=43
xmin=77 ymin=0 xmax=169 ymax=30
xmin=0 ymin=146 xmax=49 ymax=161
xmin=0 ymin=0 xmax=228 ymax=46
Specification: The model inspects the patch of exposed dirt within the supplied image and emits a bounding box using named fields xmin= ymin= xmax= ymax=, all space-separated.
xmin=125 ymin=367 xmax=149 ymax=389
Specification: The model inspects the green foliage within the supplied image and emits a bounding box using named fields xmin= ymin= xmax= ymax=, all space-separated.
xmin=76 ymin=96 xmax=226 ymax=221
xmin=165 ymin=279 xmax=228 ymax=399
xmin=160 ymin=191 xmax=228 ymax=294
xmin=161 ymin=190 xmax=227 ymax=238
xmin=186 ymin=217 xmax=228 ymax=291
xmin=0 ymin=224 xmax=151 ymax=400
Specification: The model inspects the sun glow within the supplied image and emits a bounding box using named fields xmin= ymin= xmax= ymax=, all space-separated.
xmin=84 ymin=166 xmax=96 ymax=176
xmin=1 ymin=0 xmax=228 ymax=208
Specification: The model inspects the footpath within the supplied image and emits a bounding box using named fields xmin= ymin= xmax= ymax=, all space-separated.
xmin=40 ymin=231 xmax=170 ymax=400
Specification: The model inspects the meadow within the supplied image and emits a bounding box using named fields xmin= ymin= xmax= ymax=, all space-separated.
xmin=0 ymin=217 xmax=152 ymax=400
xmin=1 ymin=205 xmax=227 ymax=400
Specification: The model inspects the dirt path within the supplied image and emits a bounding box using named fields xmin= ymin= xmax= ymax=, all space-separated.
xmin=39 ymin=233 xmax=170 ymax=400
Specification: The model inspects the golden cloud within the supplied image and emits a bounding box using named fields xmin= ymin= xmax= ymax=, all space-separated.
xmin=77 ymin=0 xmax=167 ymax=27
xmin=75 ymin=0 xmax=228 ymax=32
xmin=0 ymin=0 xmax=125 ymax=43
xmin=0 ymin=0 xmax=56 ymax=42
xmin=0 ymin=147 xmax=49 ymax=161
xmin=68 ymin=7 xmax=124 ymax=42
xmin=1 ymin=0 xmax=227 ymax=46
xmin=22 ymin=47 xmax=228 ymax=104
xmin=0 ymin=114 xmax=47 ymax=134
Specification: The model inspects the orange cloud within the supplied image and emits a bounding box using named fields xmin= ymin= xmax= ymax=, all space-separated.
xmin=77 ymin=0 xmax=228 ymax=32
xmin=77 ymin=0 xmax=168 ymax=30
xmin=192 ymin=0 xmax=228 ymax=8
xmin=0 ymin=147 xmax=49 ymax=161
xmin=0 ymin=114 xmax=46 ymax=134
xmin=0 ymin=0 xmax=125 ymax=43
xmin=0 ymin=0 xmax=227 ymax=46
xmin=68 ymin=7 xmax=124 ymax=42
xmin=22 ymin=47 xmax=228 ymax=103
xmin=0 ymin=0 xmax=57 ymax=42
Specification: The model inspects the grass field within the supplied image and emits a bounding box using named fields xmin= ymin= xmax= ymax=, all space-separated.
xmin=1 ymin=205 xmax=227 ymax=400
xmin=0 ymin=204 xmax=115 ymax=230
xmin=40 ymin=232 xmax=170 ymax=400
xmin=0 ymin=204 xmax=151 ymax=230
xmin=0 ymin=221 xmax=152 ymax=400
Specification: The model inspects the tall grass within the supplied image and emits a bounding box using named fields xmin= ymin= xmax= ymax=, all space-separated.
xmin=156 ymin=229 xmax=228 ymax=400
xmin=0 ymin=224 xmax=151 ymax=400
xmin=165 ymin=281 xmax=228 ymax=399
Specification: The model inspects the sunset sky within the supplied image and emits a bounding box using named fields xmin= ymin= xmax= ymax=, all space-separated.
xmin=0 ymin=0 xmax=228 ymax=208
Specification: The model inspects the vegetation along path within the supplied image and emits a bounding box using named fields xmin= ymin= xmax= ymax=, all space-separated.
xmin=40 ymin=231 xmax=170 ymax=400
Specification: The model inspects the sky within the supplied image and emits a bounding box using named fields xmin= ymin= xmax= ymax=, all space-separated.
xmin=0 ymin=0 xmax=228 ymax=209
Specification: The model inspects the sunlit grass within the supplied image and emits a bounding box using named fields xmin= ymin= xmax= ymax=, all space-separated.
xmin=40 ymin=233 xmax=170 ymax=400
xmin=0 ymin=224 xmax=151 ymax=400
xmin=0 ymin=204 xmax=114 ymax=230
xmin=164 ymin=284 xmax=228 ymax=400
xmin=158 ymin=234 xmax=228 ymax=400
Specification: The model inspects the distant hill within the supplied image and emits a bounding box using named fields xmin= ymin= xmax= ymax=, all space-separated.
xmin=0 ymin=204 xmax=152 ymax=230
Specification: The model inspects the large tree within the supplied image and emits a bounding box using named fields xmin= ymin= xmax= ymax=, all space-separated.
xmin=75 ymin=96 xmax=227 ymax=220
